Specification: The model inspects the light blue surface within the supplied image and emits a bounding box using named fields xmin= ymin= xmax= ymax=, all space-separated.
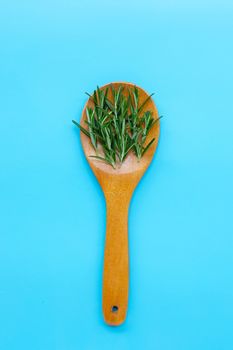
xmin=0 ymin=1 xmax=233 ymax=349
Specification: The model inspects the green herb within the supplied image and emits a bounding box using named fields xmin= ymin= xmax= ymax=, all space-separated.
xmin=72 ymin=85 xmax=160 ymax=168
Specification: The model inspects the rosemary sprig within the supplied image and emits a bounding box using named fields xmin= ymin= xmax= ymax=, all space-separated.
xmin=72 ymin=85 xmax=160 ymax=168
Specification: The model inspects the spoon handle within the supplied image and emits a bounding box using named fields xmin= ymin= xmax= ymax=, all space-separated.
xmin=102 ymin=194 xmax=130 ymax=326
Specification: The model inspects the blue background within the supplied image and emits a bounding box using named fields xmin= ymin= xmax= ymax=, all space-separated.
xmin=0 ymin=0 xmax=233 ymax=349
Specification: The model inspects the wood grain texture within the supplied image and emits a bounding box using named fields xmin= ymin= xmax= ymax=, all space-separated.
xmin=80 ymin=82 xmax=160 ymax=326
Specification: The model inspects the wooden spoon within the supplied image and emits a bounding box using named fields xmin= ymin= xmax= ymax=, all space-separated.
xmin=80 ymin=82 xmax=160 ymax=326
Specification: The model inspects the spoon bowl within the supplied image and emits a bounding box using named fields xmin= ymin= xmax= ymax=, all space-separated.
xmin=80 ymin=82 xmax=160 ymax=325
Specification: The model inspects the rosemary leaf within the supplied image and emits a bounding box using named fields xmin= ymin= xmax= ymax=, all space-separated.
xmin=72 ymin=120 xmax=90 ymax=137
